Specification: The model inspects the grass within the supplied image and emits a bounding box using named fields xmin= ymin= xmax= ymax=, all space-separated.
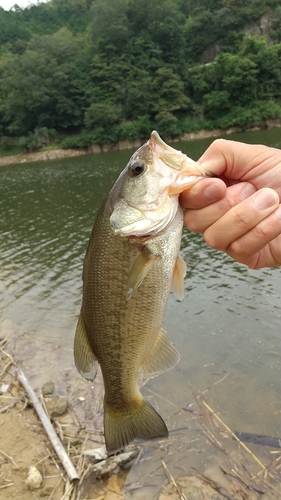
xmin=0 ymin=145 xmax=23 ymax=157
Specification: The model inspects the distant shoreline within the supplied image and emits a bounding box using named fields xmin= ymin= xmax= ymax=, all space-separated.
xmin=1 ymin=121 xmax=281 ymax=167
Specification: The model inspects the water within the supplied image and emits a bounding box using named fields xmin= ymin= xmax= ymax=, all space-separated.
xmin=1 ymin=128 xmax=281 ymax=497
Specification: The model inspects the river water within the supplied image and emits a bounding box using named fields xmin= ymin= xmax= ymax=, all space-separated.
xmin=1 ymin=128 xmax=281 ymax=497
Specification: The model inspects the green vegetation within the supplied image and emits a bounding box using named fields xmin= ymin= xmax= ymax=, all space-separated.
xmin=0 ymin=0 xmax=281 ymax=153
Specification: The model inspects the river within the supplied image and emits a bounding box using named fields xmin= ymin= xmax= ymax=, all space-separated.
xmin=1 ymin=128 xmax=281 ymax=498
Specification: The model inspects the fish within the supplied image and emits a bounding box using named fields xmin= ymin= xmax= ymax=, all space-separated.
xmin=74 ymin=130 xmax=209 ymax=454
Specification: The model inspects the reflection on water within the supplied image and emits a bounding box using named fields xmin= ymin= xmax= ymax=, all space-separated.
xmin=0 ymin=128 xmax=281 ymax=497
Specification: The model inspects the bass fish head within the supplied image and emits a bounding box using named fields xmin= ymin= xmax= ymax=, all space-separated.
xmin=110 ymin=130 xmax=209 ymax=237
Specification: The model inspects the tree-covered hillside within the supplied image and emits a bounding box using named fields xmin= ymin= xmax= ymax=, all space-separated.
xmin=0 ymin=0 xmax=281 ymax=151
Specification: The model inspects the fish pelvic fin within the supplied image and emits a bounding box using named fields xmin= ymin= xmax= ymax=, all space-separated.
xmin=126 ymin=247 xmax=161 ymax=301
xmin=74 ymin=312 xmax=99 ymax=381
xmin=141 ymin=328 xmax=180 ymax=378
xmin=104 ymin=398 xmax=168 ymax=454
xmin=171 ymin=254 xmax=187 ymax=302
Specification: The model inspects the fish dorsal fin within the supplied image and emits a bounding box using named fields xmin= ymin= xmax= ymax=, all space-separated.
xmin=171 ymin=254 xmax=186 ymax=302
xmin=74 ymin=312 xmax=99 ymax=381
xmin=126 ymin=247 xmax=161 ymax=301
xmin=141 ymin=328 xmax=180 ymax=378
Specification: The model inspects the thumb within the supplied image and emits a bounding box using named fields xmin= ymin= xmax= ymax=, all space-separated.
xmin=198 ymin=139 xmax=263 ymax=180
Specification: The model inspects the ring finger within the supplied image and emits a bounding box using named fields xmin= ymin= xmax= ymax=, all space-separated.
xmin=203 ymin=188 xmax=280 ymax=251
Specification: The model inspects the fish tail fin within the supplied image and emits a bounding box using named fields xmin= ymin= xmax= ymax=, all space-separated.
xmin=104 ymin=398 xmax=168 ymax=454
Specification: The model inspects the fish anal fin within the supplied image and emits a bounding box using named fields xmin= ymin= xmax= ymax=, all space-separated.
xmin=127 ymin=247 xmax=160 ymax=301
xmin=74 ymin=312 xmax=99 ymax=381
xmin=104 ymin=397 xmax=168 ymax=454
xmin=141 ymin=328 xmax=180 ymax=378
xmin=171 ymin=254 xmax=186 ymax=302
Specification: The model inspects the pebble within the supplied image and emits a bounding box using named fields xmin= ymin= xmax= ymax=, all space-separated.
xmin=42 ymin=381 xmax=55 ymax=396
xmin=26 ymin=465 xmax=42 ymax=489
xmin=45 ymin=395 xmax=68 ymax=417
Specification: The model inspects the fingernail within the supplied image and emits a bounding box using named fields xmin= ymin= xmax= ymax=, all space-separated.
xmin=240 ymin=183 xmax=256 ymax=200
xmin=254 ymin=189 xmax=279 ymax=210
xmin=204 ymin=183 xmax=224 ymax=201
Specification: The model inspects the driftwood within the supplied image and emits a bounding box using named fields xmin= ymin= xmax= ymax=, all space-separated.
xmin=17 ymin=368 xmax=79 ymax=483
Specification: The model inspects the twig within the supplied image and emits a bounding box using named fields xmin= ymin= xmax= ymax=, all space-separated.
xmin=185 ymin=373 xmax=231 ymax=410
xmin=199 ymin=422 xmax=226 ymax=452
xmin=251 ymin=453 xmax=281 ymax=481
xmin=67 ymin=402 xmax=84 ymax=430
xmin=17 ymin=368 xmax=79 ymax=483
xmin=0 ymin=347 xmax=15 ymax=364
xmin=48 ymin=475 xmax=64 ymax=500
xmin=191 ymin=388 xmax=211 ymax=423
xmin=0 ymin=361 xmax=13 ymax=378
xmin=145 ymin=387 xmax=199 ymax=420
xmin=161 ymin=459 xmax=188 ymax=500
xmin=0 ymin=448 xmax=19 ymax=469
xmin=202 ymin=400 xmax=266 ymax=472
xmin=60 ymin=480 xmax=75 ymax=500
xmin=0 ymin=400 xmax=19 ymax=413
xmin=0 ymin=483 xmax=14 ymax=489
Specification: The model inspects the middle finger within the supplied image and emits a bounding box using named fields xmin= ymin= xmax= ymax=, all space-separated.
xmin=184 ymin=182 xmax=256 ymax=233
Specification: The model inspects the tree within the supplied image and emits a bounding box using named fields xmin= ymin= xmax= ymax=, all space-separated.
xmin=0 ymin=29 xmax=82 ymax=135
xmin=84 ymin=101 xmax=122 ymax=129
xmin=89 ymin=0 xmax=130 ymax=54
xmin=0 ymin=7 xmax=31 ymax=46
xmin=152 ymin=67 xmax=190 ymax=115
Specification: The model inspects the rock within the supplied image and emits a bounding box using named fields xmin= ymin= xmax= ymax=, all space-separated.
xmin=26 ymin=465 xmax=42 ymax=489
xmin=83 ymin=445 xmax=107 ymax=462
xmin=42 ymin=381 xmax=55 ymax=396
xmin=0 ymin=383 xmax=10 ymax=394
xmin=45 ymin=395 xmax=68 ymax=417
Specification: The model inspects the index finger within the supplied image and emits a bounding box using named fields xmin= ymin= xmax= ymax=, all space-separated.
xmin=198 ymin=139 xmax=277 ymax=180
xmin=180 ymin=178 xmax=226 ymax=209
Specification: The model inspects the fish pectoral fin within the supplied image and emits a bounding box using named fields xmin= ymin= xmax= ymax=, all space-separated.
xmin=104 ymin=398 xmax=168 ymax=454
xmin=126 ymin=247 xmax=161 ymax=301
xmin=141 ymin=328 xmax=180 ymax=378
xmin=74 ymin=312 xmax=99 ymax=381
xmin=171 ymin=254 xmax=186 ymax=302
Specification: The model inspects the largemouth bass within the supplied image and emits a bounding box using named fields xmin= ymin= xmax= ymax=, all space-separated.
xmin=74 ymin=131 xmax=209 ymax=454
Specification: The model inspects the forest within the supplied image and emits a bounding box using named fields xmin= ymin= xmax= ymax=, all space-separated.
xmin=0 ymin=0 xmax=281 ymax=152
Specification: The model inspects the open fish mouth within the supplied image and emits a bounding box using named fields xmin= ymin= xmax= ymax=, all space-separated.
xmin=110 ymin=131 xmax=210 ymax=237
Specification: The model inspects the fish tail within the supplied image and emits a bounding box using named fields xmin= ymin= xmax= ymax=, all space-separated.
xmin=104 ymin=398 xmax=168 ymax=454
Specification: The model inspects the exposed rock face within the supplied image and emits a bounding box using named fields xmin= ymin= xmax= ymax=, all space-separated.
xmin=201 ymin=43 xmax=220 ymax=64
xmin=200 ymin=10 xmax=274 ymax=64
xmin=244 ymin=11 xmax=273 ymax=44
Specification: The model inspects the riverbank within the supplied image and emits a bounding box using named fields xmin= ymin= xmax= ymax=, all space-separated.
xmin=1 ymin=331 xmax=280 ymax=500
xmin=1 ymin=121 xmax=280 ymax=167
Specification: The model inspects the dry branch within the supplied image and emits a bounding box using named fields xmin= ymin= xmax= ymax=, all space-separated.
xmin=17 ymin=368 xmax=79 ymax=483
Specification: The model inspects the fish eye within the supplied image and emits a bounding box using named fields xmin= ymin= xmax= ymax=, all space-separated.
xmin=128 ymin=160 xmax=146 ymax=178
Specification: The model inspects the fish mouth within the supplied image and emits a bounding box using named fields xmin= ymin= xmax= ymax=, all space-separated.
xmin=150 ymin=130 xmax=212 ymax=181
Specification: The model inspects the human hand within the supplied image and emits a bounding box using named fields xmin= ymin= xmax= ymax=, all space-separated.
xmin=180 ymin=139 xmax=281 ymax=269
